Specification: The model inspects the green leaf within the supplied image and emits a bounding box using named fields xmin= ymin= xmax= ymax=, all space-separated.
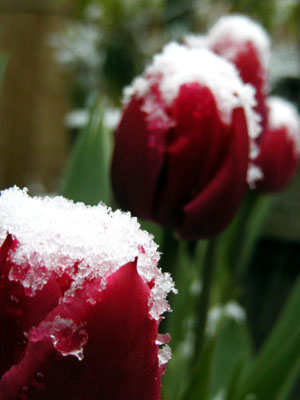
xmin=177 ymin=305 xmax=252 ymax=400
xmin=235 ymin=274 xmax=300 ymax=400
xmin=168 ymin=243 xmax=200 ymax=348
xmin=218 ymin=192 xmax=273 ymax=302
xmin=60 ymin=103 xmax=113 ymax=206
xmin=225 ymin=355 xmax=250 ymax=400
xmin=163 ymin=242 xmax=204 ymax=400
xmin=178 ymin=339 xmax=217 ymax=400
xmin=209 ymin=317 xmax=253 ymax=399
xmin=162 ymin=342 xmax=198 ymax=400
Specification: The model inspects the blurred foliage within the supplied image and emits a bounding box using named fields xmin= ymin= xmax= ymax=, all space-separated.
xmin=229 ymin=0 xmax=277 ymax=29
xmin=48 ymin=0 xmax=300 ymax=113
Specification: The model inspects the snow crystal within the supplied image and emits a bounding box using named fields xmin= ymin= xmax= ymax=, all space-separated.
xmin=183 ymin=34 xmax=207 ymax=48
xmin=0 ymin=187 xmax=175 ymax=320
xmin=247 ymin=163 xmax=264 ymax=189
xmin=155 ymin=333 xmax=171 ymax=346
xmin=206 ymin=14 xmax=271 ymax=70
xmin=158 ymin=344 xmax=172 ymax=367
xmin=124 ymin=42 xmax=261 ymax=144
xmin=27 ymin=316 xmax=88 ymax=361
xmin=267 ymin=97 xmax=300 ymax=154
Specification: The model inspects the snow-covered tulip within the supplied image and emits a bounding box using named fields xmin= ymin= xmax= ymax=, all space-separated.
xmin=111 ymin=43 xmax=260 ymax=239
xmin=0 ymin=187 xmax=175 ymax=400
xmin=255 ymin=97 xmax=300 ymax=192
xmin=186 ymin=15 xmax=270 ymax=131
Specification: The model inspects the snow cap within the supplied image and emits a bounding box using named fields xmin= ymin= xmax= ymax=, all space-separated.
xmin=0 ymin=187 xmax=176 ymax=320
xmin=124 ymin=42 xmax=261 ymax=144
xmin=267 ymin=96 xmax=300 ymax=154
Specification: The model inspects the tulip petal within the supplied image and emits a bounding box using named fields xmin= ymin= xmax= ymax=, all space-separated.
xmin=179 ymin=107 xmax=249 ymax=239
xmin=255 ymin=97 xmax=300 ymax=192
xmin=0 ymin=260 xmax=162 ymax=400
xmin=111 ymin=94 xmax=171 ymax=219
xmin=212 ymin=41 xmax=268 ymax=130
xmin=154 ymin=83 xmax=228 ymax=227
xmin=256 ymin=127 xmax=298 ymax=192
xmin=0 ymin=235 xmax=62 ymax=377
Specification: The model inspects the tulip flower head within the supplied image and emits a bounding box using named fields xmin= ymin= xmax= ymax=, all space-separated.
xmin=186 ymin=15 xmax=271 ymax=131
xmin=111 ymin=43 xmax=260 ymax=239
xmin=0 ymin=187 xmax=175 ymax=400
xmin=255 ymin=97 xmax=300 ymax=192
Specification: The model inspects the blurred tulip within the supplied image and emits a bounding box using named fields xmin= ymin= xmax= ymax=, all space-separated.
xmin=186 ymin=15 xmax=271 ymax=131
xmin=255 ymin=97 xmax=300 ymax=192
xmin=0 ymin=187 xmax=174 ymax=400
xmin=111 ymin=43 xmax=260 ymax=239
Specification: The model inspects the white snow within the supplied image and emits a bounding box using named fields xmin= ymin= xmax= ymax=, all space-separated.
xmin=158 ymin=344 xmax=172 ymax=367
xmin=124 ymin=42 xmax=261 ymax=146
xmin=206 ymin=14 xmax=271 ymax=70
xmin=247 ymin=163 xmax=264 ymax=189
xmin=183 ymin=34 xmax=207 ymax=49
xmin=267 ymin=97 xmax=300 ymax=154
xmin=0 ymin=187 xmax=176 ymax=321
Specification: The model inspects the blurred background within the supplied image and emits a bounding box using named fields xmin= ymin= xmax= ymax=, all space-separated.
xmin=0 ymin=0 xmax=300 ymax=395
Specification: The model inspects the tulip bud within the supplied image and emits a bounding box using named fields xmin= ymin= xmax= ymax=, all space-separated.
xmin=0 ymin=187 xmax=175 ymax=400
xmin=255 ymin=97 xmax=300 ymax=192
xmin=111 ymin=43 xmax=260 ymax=239
xmin=186 ymin=15 xmax=271 ymax=131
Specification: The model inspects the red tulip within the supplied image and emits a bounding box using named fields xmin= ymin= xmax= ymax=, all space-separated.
xmin=0 ymin=187 xmax=175 ymax=400
xmin=255 ymin=97 xmax=300 ymax=192
xmin=186 ymin=15 xmax=270 ymax=131
xmin=111 ymin=43 xmax=260 ymax=239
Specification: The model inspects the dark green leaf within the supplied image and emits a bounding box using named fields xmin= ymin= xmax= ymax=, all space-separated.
xmin=178 ymin=339 xmax=216 ymax=400
xmin=163 ymin=242 xmax=204 ymax=400
xmin=209 ymin=317 xmax=253 ymax=399
xmin=235 ymin=274 xmax=300 ymax=400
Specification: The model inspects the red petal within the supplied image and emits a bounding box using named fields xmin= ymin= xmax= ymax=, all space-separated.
xmin=178 ymin=107 xmax=249 ymax=239
xmin=111 ymin=92 xmax=171 ymax=219
xmin=212 ymin=41 xmax=268 ymax=130
xmin=0 ymin=261 xmax=161 ymax=400
xmin=154 ymin=83 xmax=229 ymax=227
xmin=0 ymin=236 xmax=62 ymax=376
xmin=256 ymin=126 xmax=299 ymax=192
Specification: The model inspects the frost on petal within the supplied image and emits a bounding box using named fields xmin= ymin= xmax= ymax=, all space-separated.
xmin=0 ymin=189 xmax=175 ymax=399
xmin=0 ymin=261 xmax=165 ymax=400
xmin=206 ymin=14 xmax=271 ymax=71
xmin=123 ymin=42 xmax=261 ymax=156
xmin=0 ymin=187 xmax=175 ymax=321
xmin=158 ymin=344 xmax=172 ymax=368
xmin=267 ymin=97 xmax=300 ymax=154
xmin=254 ymin=97 xmax=300 ymax=192
xmin=27 ymin=317 xmax=88 ymax=361
xmin=247 ymin=163 xmax=264 ymax=189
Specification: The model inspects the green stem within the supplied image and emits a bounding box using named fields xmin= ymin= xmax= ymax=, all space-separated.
xmin=221 ymin=191 xmax=272 ymax=302
xmin=193 ymin=236 xmax=218 ymax=364
xmin=159 ymin=228 xmax=180 ymax=332
xmin=160 ymin=228 xmax=180 ymax=276
xmin=230 ymin=191 xmax=260 ymax=279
